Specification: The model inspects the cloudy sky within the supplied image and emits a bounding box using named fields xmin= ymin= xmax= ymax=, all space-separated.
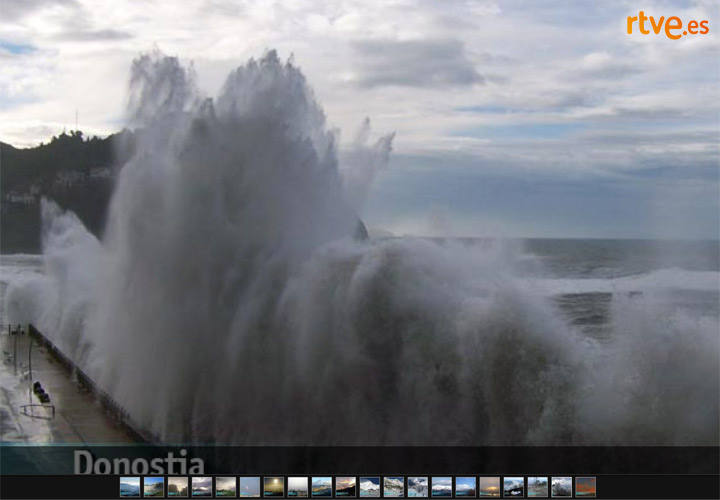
xmin=1 ymin=0 xmax=718 ymax=238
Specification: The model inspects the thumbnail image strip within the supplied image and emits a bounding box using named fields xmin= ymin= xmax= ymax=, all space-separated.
xmin=168 ymin=477 xmax=189 ymax=497
xmin=551 ymin=477 xmax=571 ymax=498
xmin=336 ymin=476 xmax=357 ymax=497
xmin=239 ymin=477 xmax=261 ymax=498
xmin=407 ymin=477 xmax=428 ymax=497
xmin=192 ymin=477 xmax=213 ymax=497
xmin=527 ymin=477 xmax=548 ymax=498
xmin=263 ymin=477 xmax=284 ymax=497
xmin=384 ymin=476 xmax=404 ymax=498
xmin=288 ymin=477 xmax=309 ymax=498
xmin=119 ymin=476 xmax=140 ymax=498
xmin=503 ymin=477 xmax=524 ymax=497
xmin=311 ymin=477 xmax=332 ymax=497
xmin=478 ymin=477 xmax=500 ymax=498
xmin=359 ymin=477 xmax=380 ymax=498
xmin=575 ymin=477 xmax=597 ymax=498
xmin=455 ymin=477 xmax=476 ymax=497
xmin=143 ymin=477 xmax=164 ymax=497
xmin=431 ymin=477 xmax=452 ymax=498
xmin=216 ymin=477 xmax=237 ymax=497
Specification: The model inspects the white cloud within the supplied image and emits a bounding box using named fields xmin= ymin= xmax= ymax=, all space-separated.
xmin=0 ymin=0 xmax=716 ymax=237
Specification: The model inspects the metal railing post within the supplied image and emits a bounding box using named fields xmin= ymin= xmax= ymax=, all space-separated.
xmin=13 ymin=329 xmax=18 ymax=376
xmin=28 ymin=331 xmax=33 ymax=405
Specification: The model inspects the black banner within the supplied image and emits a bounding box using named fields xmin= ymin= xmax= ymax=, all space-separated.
xmin=1 ymin=446 xmax=718 ymax=499
xmin=1 ymin=445 xmax=718 ymax=475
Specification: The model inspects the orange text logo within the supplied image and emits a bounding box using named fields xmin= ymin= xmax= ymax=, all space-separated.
xmin=627 ymin=11 xmax=709 ymax=40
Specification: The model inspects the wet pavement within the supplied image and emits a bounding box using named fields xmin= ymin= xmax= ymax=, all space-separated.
xmin=0 ymin=329 xmax=138 ymax=444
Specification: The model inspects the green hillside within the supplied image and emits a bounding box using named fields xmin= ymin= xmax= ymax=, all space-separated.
xmin=1 ymin=130 xmax=136 ymax=253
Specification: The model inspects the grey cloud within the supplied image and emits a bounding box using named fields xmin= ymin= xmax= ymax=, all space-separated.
xmin=579 ymin=129 xmax=718 ymax=147
xmin=609 ymin=106 xmax=697 ymax=120
xmin=578 ymin=61 xmax=636 ymax=80
xmin=351 ymin=38 xmax=483 ymax=88
xmin=201 ymin=0 xmax=247 ymax=16
xmin=572 ymin=52 xmax=641 ymax=81
xmin=55 ymin=29 xmax=133 ymax=41
xmin=475 ymin=51 xmax=515 ymax=65
xmin=0 ymin=0 xmax=79 ymax=21
xmin=2 ymin=0 xmax=131 ymax=43
xmin=541 ymin=89 xmax=596 ymax=109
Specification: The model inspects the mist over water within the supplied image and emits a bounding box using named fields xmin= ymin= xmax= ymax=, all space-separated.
xmin=5 ymin=51 xmax=719 ymax=445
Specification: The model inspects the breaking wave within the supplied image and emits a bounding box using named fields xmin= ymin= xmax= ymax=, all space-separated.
xmin=5 ymin=51 xmax=718 ymax=445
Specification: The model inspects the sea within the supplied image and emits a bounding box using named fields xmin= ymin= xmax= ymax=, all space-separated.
xmin=1 ymin=237 xmax=718 ymax=445
xmin=3 ymin=238 xmax=717 ymax=333
xmin=421 ymin=237 xmax=716 ymax=341
xmin=520 ymin=238 xmax=719 ymax=340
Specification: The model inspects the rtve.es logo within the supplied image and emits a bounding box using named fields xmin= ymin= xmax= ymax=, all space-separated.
xmin=626 ymin=11 xmax=709 ymax=40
